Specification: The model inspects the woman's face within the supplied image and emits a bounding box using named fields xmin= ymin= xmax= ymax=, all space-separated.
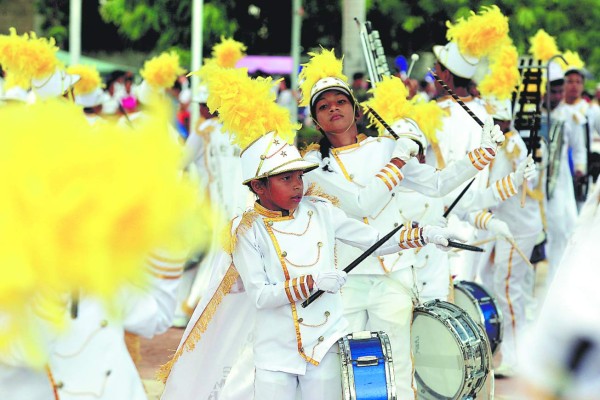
xmin=314 ymin=91 xmax=355 ymax=134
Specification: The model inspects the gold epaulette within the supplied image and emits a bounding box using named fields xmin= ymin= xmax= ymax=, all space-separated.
xmin=301 ymin=142 xmax=321 ymax=156
xmin=221 ymin=211 xmax=259 ymax=254
xmin=304 ymin=182 xmax=340 ymax=206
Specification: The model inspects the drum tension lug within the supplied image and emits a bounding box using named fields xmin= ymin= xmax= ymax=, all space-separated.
xmin=354 ymin=355 xmax=380 ymax=367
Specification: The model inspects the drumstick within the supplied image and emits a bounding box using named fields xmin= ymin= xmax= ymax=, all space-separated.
xmin=505 ymin=237 xmax=535 ymax=269
xmin=450 ymin=236 xmax=498 ymax=252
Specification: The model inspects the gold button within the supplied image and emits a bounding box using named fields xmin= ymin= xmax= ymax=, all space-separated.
xmin=394 ymin=223 xmax=399 ymax=227
xmin=391 ymin=193 xmax=395 ymax=197
xmin=425 ymin=203 xmax=429 ymax=208
xmin=398 ymin=209 xmax=402 ymax=213
xmin=100 ymin=320 xmax=108 ymax=328
xmin=317 ymin=242 xmax=323 ymax=247
xmin=281 ymin=251 xmax=287 ymax=257
xmin=260 ymin=155 xmax=266 ymax=160
xmin=267 ymin=221 xmax=273 ymax=226
xmin=300 ymin=347 xmax=304 ymax=352
xmin=425 ymin=255 xmax=429 ymax=260
xmin=377 ymin=137 xmax=382 ymax=142
xmin=308 ymin=210 xmax=313 ymax=216
xmin=298 ymin=317 xmax=303 ymax=323
xmin=56 ymin=382 xmax=64 ymax=389
xmin=318 ymin=336 xmax=324 ymax=342
xmin=349 ymin=174 xmax=354 ymax=179
xmin=324 ymin=311 xmax=330 ymax=317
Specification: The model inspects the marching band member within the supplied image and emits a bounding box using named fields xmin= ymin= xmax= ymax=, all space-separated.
xmin=160 ymin=63 xmax=463 ymax=400
xmin=431 ymin=6 xmax=510 ymax=280
xmin=67 ymin=64 xmax=106 ymax=125
xmin=527 ymin=30 xmax=587 ymax=285
xmin=299 ymin=49 xmax=504 ymax=399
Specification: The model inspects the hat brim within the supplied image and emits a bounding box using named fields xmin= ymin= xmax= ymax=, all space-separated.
xmin=310 ymin=86 xmax=353 ymax=107
xmin=243 ymin=160 xmax=319 ymax=184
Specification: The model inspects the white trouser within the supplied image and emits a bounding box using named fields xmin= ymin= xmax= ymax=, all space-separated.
xmin=254 ymin=349 xmax=341 ymax=400
xmin=342 ymin=273 xmax=416 ymax=400
xmin=492 ymin=232 xmax=538 ymax=369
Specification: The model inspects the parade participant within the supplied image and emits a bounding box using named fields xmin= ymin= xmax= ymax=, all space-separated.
xmin=0 ymin=28 xmax=79 ymax=102
xmin=67 ymin=64 xmax=105 ymax=125
xmin=160 ymin=64 xmax=464 ymax=400
xmin=528 ymin=30 xmax=587 ymax=283
xmin=518 ymin=182 xmax=600 ymax=399
xmin=0 ymin=98 xmax=214 ymax=399
xmin=431 ymin=5 xmax=512 ymax=280
xmin=177 ymin=37 xmax=251 ymax=326
xmin=299 ymin=48 xmax=504 ymax=399
xmin=559 ymin=52 xmax=597 ymax=205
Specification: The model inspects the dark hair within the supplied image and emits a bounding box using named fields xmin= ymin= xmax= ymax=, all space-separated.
xmin=247 ymin=177 xmax=268 ymax=195
xmin=438 ymin=63 xmax=471 ymax=89
xmin=282 ymin=75 xmax=291 ymax=88
xmin=353 ymin=72 xmax=365 ymax=81
xmin=318 ymin=135 xmax=333 ymax=172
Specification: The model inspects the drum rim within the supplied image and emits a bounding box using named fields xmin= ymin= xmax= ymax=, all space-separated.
xmin=412 ymin=300 xmax=491 ymax=399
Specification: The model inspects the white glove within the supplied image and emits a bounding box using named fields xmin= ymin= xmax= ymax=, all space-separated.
xmin=480 ymin=116 xmax=504 ymax=150
xmin=392 ymin=138 xmax=420 ymax=162
xmin=313 ymin=270 xmax=347 ymax=293
xmin=514 ymin=154 xmax=536 ymax=186
xmin=422 ymin=225 xmax=468 ymax=252
xmin=487 ymin=218 xmax=513 ymax=240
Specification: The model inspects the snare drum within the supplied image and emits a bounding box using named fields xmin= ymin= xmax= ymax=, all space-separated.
xmin=454 ymin=280 xmax=503 ymax=354
xmin=412 ymin=300 xmax=491 ymax=399
xmin=338 ymin=331 xmax=396 ymax=400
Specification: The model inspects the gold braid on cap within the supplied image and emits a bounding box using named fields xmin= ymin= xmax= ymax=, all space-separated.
xmin=446 ymin=5 xmax=510 ymax=59
xmin=298 ymin=48 xmax=348 ymax=107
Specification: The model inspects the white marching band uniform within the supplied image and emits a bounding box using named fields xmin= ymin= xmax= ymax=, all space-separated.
xmin=303 ymin=135 xmax=493 ymax=399
xmin=162 ymin=192 xmax=442 ymax=400
xmin=545 ymin=104 xmax=587 ymax=280
xmin=0 ymin=251 xmax=185 ymax=400
xmin=432 ymin=96 xmax=492 ymax=281
xmin=519 ymin=182 xmax=600 ymax=399
xmin=473 ymin=131 xmax=543 ymax=372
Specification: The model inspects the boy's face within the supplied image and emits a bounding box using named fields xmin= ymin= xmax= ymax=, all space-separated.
xmin=251 ymin=170 xmax=305 ymax=212
xmin=564 ymin=73 xmax=584 ymax=102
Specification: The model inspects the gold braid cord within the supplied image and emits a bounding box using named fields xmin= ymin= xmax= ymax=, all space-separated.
xmin=304 ymin=182 xmax=340 ymax=206
xmin=301 ymin=142 xmax=321 ymax=156
xmin=156 ymin=263 xmax=240 ymax=383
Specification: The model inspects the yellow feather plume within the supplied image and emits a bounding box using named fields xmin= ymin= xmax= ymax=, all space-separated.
xmin=446 ymin=5 xmax=510 ymax=59
xmin=410 ymin=99 xmax=446 ymax=145
xmin=528 ymin=29 xmax=560 ymax=62
xmin=67 ymin=64 xmax=103 ymax=95
xmin=3 ymin=73 xmax=31 ymax=90
xmin=210 ymin=36 xmax=247 ymax=68
xmin=559 ymin=50 xmax=585 ymax=71
xmin=0 ymin=99 xmax=216 ymax=361
xmin=140 ymin=51 xmax=185 ymax=89
xmin=196 ymin=65 xmax=299 ymax=150
xmin=298 ymin=48 xmax=348 ymax=107
xmin=363 ymin=75 xmax=413 ymax=135
xmin=479 ymin=43 xmax=520 ymax=100
xmin=0 ymin=28 xmax=60 ymax=82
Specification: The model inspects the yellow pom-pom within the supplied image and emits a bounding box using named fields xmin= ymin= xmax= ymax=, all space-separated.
xmin=410 ymin=99 xmax=447 ymax=145
xmin=298 ymin=48 xmax=348 ymax=107
xmin=479 ymin=43 xmax=520 ymax=100
xmin=559 ymin=50 xmax=585 ymax=71
xmin=0 ymin=28 xmax=60 ymax=81
xmin=140 ymin=51 xmax=185 ymax=89
xmin=195 ymin=65 xmax=299 ymax=150
xmin=363 ymin=75 xmax=413 ymax=135
xmin=528 ymin=29 xmax=560 ymax=62
xmin=67 ymin=64 xmax=103 ymax=95
xmin=0 ymin=100 xmax=217 ymax=360
xmin=3 ymin=72 xmax=31 ymax=90
xmin=211 ymin=37 xmax=247 ymax=68
xmin=447 ymin=5 xmax=510 ymax=59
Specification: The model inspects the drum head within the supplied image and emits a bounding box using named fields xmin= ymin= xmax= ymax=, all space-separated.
xmin=412 ymin=311 xmax=464 ymax=398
